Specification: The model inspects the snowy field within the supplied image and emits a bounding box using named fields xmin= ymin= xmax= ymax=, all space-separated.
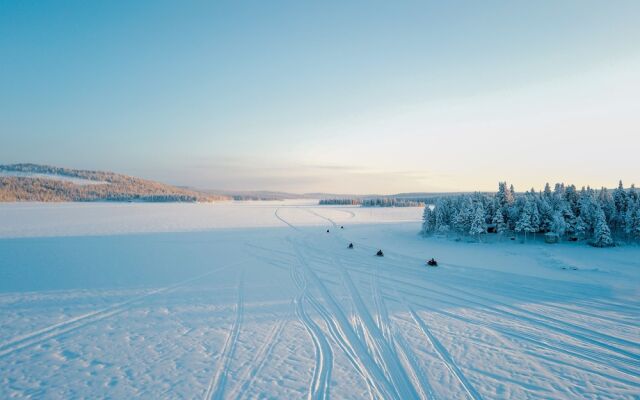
xmin=0 ymin=201 xmax=638 ymax=399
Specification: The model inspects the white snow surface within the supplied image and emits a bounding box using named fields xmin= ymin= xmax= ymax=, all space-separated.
xmin=0 ymin=200 xmax=418 ymax=238
xmin=0 ymin=201 xmax=638 ymax=399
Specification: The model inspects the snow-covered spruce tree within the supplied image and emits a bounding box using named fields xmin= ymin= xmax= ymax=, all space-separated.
xmin=508 ymin=194 xmax=523 ymax=232
xmin=591 ymin=206 xmax=614 ymax=247
xmin=492 ymin=206 xmax=507 ymax=235
xmin=559 ymin=204 xmax=576 ymax=238
xmin=564 ymin=184 xmax=580 ymax=217
xmin=598 ymin=188 xmax=617 ymax=231
xmin=551 ymin=210 xmax=567 ymax=237
xmin=538 ymin=193 xmax=553 ymax=233
xmin=578 ymin=187 xmax=598 ymax=239
xmin=528 ymin=190 xmax=541 ymax=238
xmin=496 ymin=182 xmax=514 ymax=209
xmin=515 ymin=196 xmax=534 ymax=241
xmin=434 ymin=197 xmax=453 ymax=235
xmin=494 ymin=182 xmax=512 ymax=228
xmin=469 ymin=203 xmax=487 ymax=240
xmin=575 ymin=216 xmax=588 ymax=240
xmin=453 ymin=196 xmax=474 ymax=235
xmin=613 ymin=180 xmax=628 ymax=232
xmin=552 ymin=183 xmax=565 ymax=209
xmin=421 ymin=206 xmax=435 ymax=236
xmin=483 ymin=195 xmax=496 ymax=225
xmin=624 ymin=198 xmax=640 ymax=241
xmin=629 ymin=184 xmax=638 ymax=203
xmin=634 ymin=200 xmax=640 ymax=241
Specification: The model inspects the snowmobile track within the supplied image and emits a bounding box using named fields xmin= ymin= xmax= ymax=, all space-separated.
xmin=290 ymin=254 xmax=333 ymax=400
xmin=0 ymin=261 xmax=242 ymax=358
xmin=205 ymin=269 xmax=246 ymax=400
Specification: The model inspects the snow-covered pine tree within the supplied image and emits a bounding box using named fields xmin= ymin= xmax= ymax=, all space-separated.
xmin=515 ymin=197 xmax=534 ymax=241
xmin=613 ymin=180 xmax=627 ymax=219
xmin=530 ymin=196 xmax=541 ymax=237
xmin=624 ymin=198 xmax=640 ymax=241
xmin=578 ymin=187 xmax=598 ymax=239
xmin=633 ymin=200 xmax=640 ymax=240
xmin=508 ymin=194 xmax=523 ymax=232
xmin=575 ymin=216 xmax=588 ymax=240
xmin=562 ymin=205 xmax=577 ymax=238
xmin=550 ymin=210 xmax=567 ymax=237
xmin=492 ymin=206 xmax=507 ymax=235
xmin=564 ymin=184 xmax=580 ymax=216
xmin=453 ymin=196 xmax=474 ymax=235
xmin=421 ymin=206 xmax=435 ymax=236
xmin=469 ymin=203 xmax=487 ymax=239
xmin=484 ymin=196 xmax=496 ymax=225
xmin=434 ymin=198 xmax=452 ymax=235
xmin=552 ymin=183 xmax=566 ymax=209
xmin=538 ymin=195 xmax=553 ymax=233
xmin=591 ymin=206 xmax=614 ymax=247
xmin=598 ymin=188 xmax=617 ymax=232
xmin=496 ymin=182 xmax=514 ymax=208
xmin=628 ymin=184 xmax=638 ymax=203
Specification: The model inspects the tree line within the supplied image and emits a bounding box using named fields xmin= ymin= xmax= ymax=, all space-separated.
xmin=0 ymin=164 xmax=228 ymax=202
xmin=319 ymin=198 xmax=424 ymax=207
xmin=421 ymin=181 xmax=640 ymax=247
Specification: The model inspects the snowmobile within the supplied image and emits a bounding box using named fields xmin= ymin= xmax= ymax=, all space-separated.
xmin=427 ymin=258 xmax=438 ymax=267
xmin=348 ymin=243 xmax=354 ymax=249
xmin=376 ymin=249 xmax=384 ymax=257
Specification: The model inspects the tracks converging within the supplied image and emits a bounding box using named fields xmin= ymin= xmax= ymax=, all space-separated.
xmin=274 ymin=207 xmax=485 ymax=400
xmin=3 ymin=204 xmax=637 ymax=399
xmin=269 ymin=206 xmax=640 ymax=399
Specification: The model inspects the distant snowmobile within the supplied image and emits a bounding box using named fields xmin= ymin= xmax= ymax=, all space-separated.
xmin=348 ymin=243 xmax=354 ymax=249
xmin=427 ymin=258 xmax=438 ymax=267
xmin=376 ymin=249 xmax=384 ymax=257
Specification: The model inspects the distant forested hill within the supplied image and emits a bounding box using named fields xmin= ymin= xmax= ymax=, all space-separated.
xmin=0 ymin=164 xmax=229 ymax=202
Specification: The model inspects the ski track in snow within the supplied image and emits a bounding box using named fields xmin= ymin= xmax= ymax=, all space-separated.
xmin=285 ymin=209 xmax=467 ymax=400
xmin=288 ymin=234 xmax=400 ymax=399
xmin=406 ymin=300 xmax=483 ymax=400
xmin=338 ymin=254 xmax=640 ymax=381
xmin=0 ymin=261 xmax=242 ymax=358
xmin=290 ymin=258 xmax=333 ymax=400
xmin=204 ymin=269 xmax=246 ymax=400
xmin=373 ymin=265 xmax=435 ymax=400
xmin=233 ymin=318 xmax=287 ymax=400
xmin=1 ymin=202 xmax=638 ymax=399
xmin=308 ymin=209 xmax=460 ymax=399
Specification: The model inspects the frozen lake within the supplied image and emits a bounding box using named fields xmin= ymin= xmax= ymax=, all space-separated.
xmin=0 ymin=201 xmax=638 ymax=399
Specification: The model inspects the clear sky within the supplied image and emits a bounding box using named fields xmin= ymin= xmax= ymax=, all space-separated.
xmin=1 ymin=1 xmax=639 ymax=194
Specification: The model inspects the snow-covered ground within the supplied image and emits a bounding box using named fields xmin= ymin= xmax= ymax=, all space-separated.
xmin=0 ymin=201 xmax=638 ymax=399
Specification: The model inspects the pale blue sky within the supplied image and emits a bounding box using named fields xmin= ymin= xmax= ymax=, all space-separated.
xmin=1 ymin=1 xmax=639 ymax=193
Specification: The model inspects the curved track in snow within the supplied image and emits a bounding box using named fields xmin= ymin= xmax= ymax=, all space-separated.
xmin=2 ymin=202 xmax=638 ymax=399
